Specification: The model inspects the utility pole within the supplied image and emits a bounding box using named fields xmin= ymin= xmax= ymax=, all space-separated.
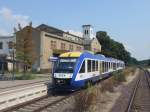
xmin=12 ymin=50 xmax=15 ymax=80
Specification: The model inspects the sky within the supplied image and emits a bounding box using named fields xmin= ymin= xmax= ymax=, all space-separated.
xmin=0 ymin=0 xmax=150 ymax=60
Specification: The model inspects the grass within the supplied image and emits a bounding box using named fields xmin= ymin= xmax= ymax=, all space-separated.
xmin=15 ymin=72 xmax=37 ymax=80
xmin=73 ymin=67 xmax=137 ymax=112
xmin=11 ymin=70 xmax=50 ymax=80
xmin=72 ymin=67 xmax=137 ymax=112
xmin=100 ymin=78 xmax=115 ymax=93
xmin=123 ymin=67 xmax=136 ymax=76
xmin=73 ymin=86 xmax=98 ymax=112
xmin=100 ymin=70 xmax=127 ymax=93
xmin=113 ymin=71 xmax=126 ymax=83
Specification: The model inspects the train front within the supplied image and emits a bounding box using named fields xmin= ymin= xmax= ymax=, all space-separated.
xmin=52 ymin=52 xmax=81 ymax=91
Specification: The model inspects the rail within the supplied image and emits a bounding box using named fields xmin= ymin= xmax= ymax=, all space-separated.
xmin=126 ymin=68 xmax=150 ymax=112
xmin=126 ymin=73 xmax=141 ymax=112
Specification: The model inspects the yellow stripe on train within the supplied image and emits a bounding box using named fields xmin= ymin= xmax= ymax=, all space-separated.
xmin=59 ymin=52 xmax=82 ymax=58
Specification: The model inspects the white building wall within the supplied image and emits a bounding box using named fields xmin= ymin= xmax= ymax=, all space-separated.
xmin=82 ymin=25 xmax=95 ymax=39
xmin=0 ymin=36 xmax=14 ymax=56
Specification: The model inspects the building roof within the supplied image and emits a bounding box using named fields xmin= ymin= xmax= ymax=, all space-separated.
xmin=0 ymin=36 xmax=13 ymax=39
xmin=37 ymin=24 xmax=83 ymax=39
xmin=82 ymin=24 xmax=93 ymax=27
xmin=65 ymin=31 xmax=83 ymax=39
xmin=36 ymin=24 xmax=64 ymax=36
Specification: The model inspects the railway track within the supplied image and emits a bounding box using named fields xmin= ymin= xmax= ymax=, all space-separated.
xmin=3 ymin=89 xmax=78 ymax=112
xmin=126 ymin=68 xmax=150 ymax=112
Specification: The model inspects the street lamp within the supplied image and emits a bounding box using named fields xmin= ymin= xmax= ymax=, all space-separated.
xmin=8 ymin=40 xmax=15 ymax=80
xmin=9 ymin=49 xmax=15 ymax=80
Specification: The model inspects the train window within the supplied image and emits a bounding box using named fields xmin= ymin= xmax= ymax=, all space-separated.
xmin=106 ymin=62 xmax=108 ymax=72
xmin=104 ymin=61 xmax=106 ymax=72
xmin=96 ymin=61 xmax=98 ymax=71
xmin=79 ymin=61 xmax=85 ymax=73
xmin=114 ymin=63 xmax=116 ymax=70
xmin=92 ymin=60 xmax=95 ymax=72
xmin=107 ymin=62 xmax=109 ymax=71
xmin=102 ymin=61 xmax=105 ymax=73
xmin=87 ymin=60 xmax=91 ymax=72
xmin=113 ymin=63 xmax=114 ymax=69
xmin=105 ymin=62 xmax=108 ymax=72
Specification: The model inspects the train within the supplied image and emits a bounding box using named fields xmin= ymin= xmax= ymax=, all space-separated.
xmin=52 ymin=51 xmax=125 ymax=91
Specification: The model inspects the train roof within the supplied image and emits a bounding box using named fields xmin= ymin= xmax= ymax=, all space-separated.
xmin=59 ymin=51 xmax=124 ymax=63
xmin=59 ymin=52 xmax=82 ymax=58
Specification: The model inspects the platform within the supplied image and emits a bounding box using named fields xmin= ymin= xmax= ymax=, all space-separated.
xmin=0 ymin=78 xmax=52 ymax=111
xmin=0 ymin=78 xmax=51 ymax=92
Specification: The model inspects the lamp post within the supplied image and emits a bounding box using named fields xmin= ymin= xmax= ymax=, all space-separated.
xmin=12 ymin=50 xmax=15 ymax=80
xmin=9 ymin=50 xmax=15 ymax=80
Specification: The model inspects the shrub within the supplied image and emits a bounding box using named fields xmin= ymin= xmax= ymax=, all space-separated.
xmin=113 ymin=71 xmax=126 ymax=83
xmin=73 ymin=87 xmax=97 ymax=112
xmin=100 ymin=78 xmax=115 ymax=93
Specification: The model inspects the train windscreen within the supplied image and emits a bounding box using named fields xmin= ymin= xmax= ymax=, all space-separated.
xmin=54 ymin=58 xmax=77 ymax=73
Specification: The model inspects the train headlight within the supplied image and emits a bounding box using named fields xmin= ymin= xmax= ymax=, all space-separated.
xmin=54 ymin=73 xmax=56 ymax=77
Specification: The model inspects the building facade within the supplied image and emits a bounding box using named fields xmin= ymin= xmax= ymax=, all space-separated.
xmin=82 ymin=25 xmax=101 ymax=53
xmin=0 ymin=36 xmax=14 ymax=71
xmin=0 ymin=36 xmax=14 ymax=57
xmin=16 ymin=24 xmax=101 ymax=72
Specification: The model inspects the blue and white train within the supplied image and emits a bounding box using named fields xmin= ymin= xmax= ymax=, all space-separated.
xmin=52 ymin=51 xmax=125 ymax=91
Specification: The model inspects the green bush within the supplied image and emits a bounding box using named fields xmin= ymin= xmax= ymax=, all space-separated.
xmin=113 ymin=71 xmax=126 ymax=83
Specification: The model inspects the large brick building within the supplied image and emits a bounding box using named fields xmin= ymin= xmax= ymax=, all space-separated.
xmin=16 ymin=24 xmax=101 ymax=72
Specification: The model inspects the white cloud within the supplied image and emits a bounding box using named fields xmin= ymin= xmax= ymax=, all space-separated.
xmin=0 ymin=7 xmax=30 ymax=27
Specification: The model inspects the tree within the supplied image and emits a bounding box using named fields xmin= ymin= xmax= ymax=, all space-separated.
xmin=96 ymin=31 xmax=138 ymax=65
xmin=14 ymin=23 xmax=37 ymax=74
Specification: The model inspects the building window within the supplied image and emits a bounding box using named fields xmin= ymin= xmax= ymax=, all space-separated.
xmin=84 ymin=30 xmax=86 ymax=35
xmin=87 ymin=30 xmax=88 ymax=34
xmin=61 ymin=43 xmax=65 ymax=50
xmin=8 ymin=41 xmax=13 ymax=49
xmin=50 ymin=40 xmax=57 ymax=49
xmin=69 ymin=44 xmax=73 ymax=51
xmin=0 ymin=42 xmax=3 ymax=49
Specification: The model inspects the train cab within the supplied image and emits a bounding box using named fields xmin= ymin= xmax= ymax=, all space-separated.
xmin=52 ymin=52 xmax=81 ymax=91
